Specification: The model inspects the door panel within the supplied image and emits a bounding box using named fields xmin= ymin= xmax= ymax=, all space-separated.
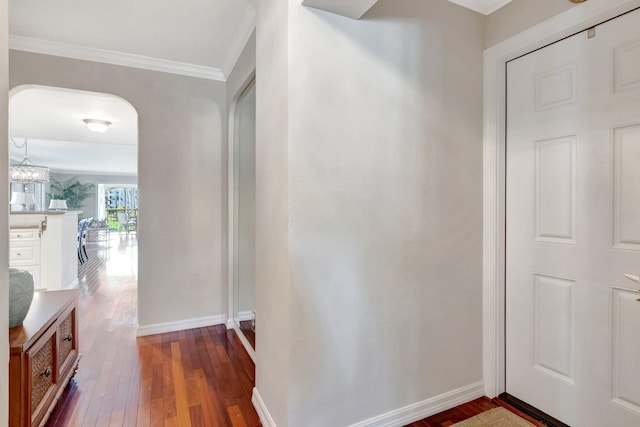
xmin=613 ymin=124 xmax=640 ymax=249
xmin=506 ymin=8 xmax=640 ymax=427
xmin=611 ymin=287 xmax=640 ymax=415
xmin=533 ymin=274 xmax=575 ymax=385
xmin=535 ymin=136 xmax=576 ymax=243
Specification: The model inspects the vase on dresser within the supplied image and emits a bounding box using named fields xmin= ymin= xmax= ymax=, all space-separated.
xmin=9 ymin=267 xmax=35 ymax=328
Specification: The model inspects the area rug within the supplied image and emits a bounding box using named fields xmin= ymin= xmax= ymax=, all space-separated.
xmin=452 ymin=407 xmax=535 ymax=426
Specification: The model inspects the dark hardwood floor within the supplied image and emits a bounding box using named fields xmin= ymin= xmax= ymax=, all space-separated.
xmin=45 ymin=233 xmax=260 ymax=427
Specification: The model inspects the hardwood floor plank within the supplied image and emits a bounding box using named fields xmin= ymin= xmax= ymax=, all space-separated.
xmin=236 ymin=397 xmax=261 ymax=427
xmin=152 ymin=362 xmax=164 ymax=400
xmin=108 ymin=409 xmax=124 ymax=427
xmin=171 ymin=341 xmax=193 ymax=427
xmin=123 ymin=374 xmax=141 ymax=427
xmin=163 ymin=341 xmax=178 ymax=422
xmin=189 ymin=405 xmax=205 ymax=427
xmin=227 ymin=404 xmax=249 ymax=427
xmin=137 ymin=344 xmax=153 ymax=426
xmin=150 ymin=398 xmax=164 ymax=427
xmin=67 ymin=379 xmax=97 ymax=426
xmin=194 ymin=368 xmax=222 ymax=427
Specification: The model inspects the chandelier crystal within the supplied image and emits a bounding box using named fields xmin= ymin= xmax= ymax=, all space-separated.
xmin=9 ymin=138 xmax=50 ymax=184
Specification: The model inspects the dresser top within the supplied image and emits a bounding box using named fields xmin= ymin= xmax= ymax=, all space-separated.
xmin=9 ymin=289 xmax=79 ymax=352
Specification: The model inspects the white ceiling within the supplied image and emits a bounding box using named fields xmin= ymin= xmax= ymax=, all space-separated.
xmin=10 ymin=86 xmax=138 ymax=176
xmin=9 ymin=0 xmax=257 ymax=80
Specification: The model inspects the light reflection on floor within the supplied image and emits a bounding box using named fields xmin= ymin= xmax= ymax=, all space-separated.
xmin=106 ymin=233 xmax=138 ymax=278
xmin=77 ymin=231 xmax=138 ymax=294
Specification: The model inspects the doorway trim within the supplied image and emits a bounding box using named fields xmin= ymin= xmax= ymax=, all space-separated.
xmin=482 ymin=0 xmax=640 ymax=398
xmin=226 ymin=71 xmax=256 ymax=362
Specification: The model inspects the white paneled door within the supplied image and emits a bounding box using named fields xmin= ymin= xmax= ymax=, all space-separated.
xmin=506 ymin=8 xmax=640 ymax=427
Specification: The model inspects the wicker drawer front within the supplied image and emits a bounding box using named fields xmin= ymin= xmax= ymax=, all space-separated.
xmin=58 ymin=309 xmax=75 ymax=372
xmin=29 ymin=334 xmax=55 ymax=415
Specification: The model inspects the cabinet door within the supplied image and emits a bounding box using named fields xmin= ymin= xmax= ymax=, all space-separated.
xmin=57 ymin=303 xmax=78 ymax=380
xmin=27 ymin=326 xmax=57 ymax=427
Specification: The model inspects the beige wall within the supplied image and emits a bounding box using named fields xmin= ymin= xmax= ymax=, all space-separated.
xmin=9 ymin=51 xmax=227 ymax=329
xmin=255 ymin=0 xmax=291 ymax=424
xmin=255 ymin=0 xmax=484 ymax=425
xmin=486 ymin=0 xmax=574 ymax=47
xmin=0 ymin=0 xmax=8 ymax=423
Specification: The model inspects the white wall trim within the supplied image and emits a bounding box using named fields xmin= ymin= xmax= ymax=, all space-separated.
xmin=226 ymin=72 xmax=256 ymax=348
xmin=238 ymin=310 xmax=255 ymax=321
xmin=65 ymin=278 xmax=80 ymax=289
xmin=136 ymin=314 xmax=226 ymax=337
xmin=252 ymin=387 xmax=277 ymax=427
xmin=233 ymin=325 xmax=256 ymax=363
xmin=9 ymin=35 xmax=226 ymax=81
xmin=482 ymin=0 xmax=640 ymax=398
xmin=348 ymin=382 xmax=484 ymax=427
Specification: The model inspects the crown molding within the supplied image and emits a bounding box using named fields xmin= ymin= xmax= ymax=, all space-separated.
xmin=9 ymin=35 xmax=226 ymax=81
xmin=447 ymin=0 xmax=513 ymax=15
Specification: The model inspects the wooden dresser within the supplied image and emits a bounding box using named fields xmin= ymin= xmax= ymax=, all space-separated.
xmin=9 ymin=290 xmax=81 ymax=427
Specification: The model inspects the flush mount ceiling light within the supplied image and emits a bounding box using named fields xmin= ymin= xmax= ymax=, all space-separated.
xmin=9 ymin=137 xmax=50 ymax=184
xmin=83 ymin=118 xmax=112 ymax=133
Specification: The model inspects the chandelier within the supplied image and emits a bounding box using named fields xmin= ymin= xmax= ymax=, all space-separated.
xmin=9 ymin=138 xmax=50 ymax=184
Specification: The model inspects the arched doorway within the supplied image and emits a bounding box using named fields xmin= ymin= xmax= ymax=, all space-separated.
xmin=9 ymin=83 xmax=139 ymax=280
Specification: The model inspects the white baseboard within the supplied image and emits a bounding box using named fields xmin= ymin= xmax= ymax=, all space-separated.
xmin=348 ymin=381 xmax=485 ymax=427
xmin=226 ymin=311 xmax=254 ymax=328
xmin=251 ymin=382 xmax=483 ymax=427
xmin=238 ymin=310 xmax=255 ymax=321
xmin=136 ymin=314 xmax=226 ymax=337
xmin=252 ymin=388 xmax=277 ymax=427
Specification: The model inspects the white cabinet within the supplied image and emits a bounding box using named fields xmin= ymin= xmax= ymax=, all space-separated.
xmin=10 ymin=212 xmax=79 ymax=290
xmin=9 ymin=228 xmax=42 ymax=288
